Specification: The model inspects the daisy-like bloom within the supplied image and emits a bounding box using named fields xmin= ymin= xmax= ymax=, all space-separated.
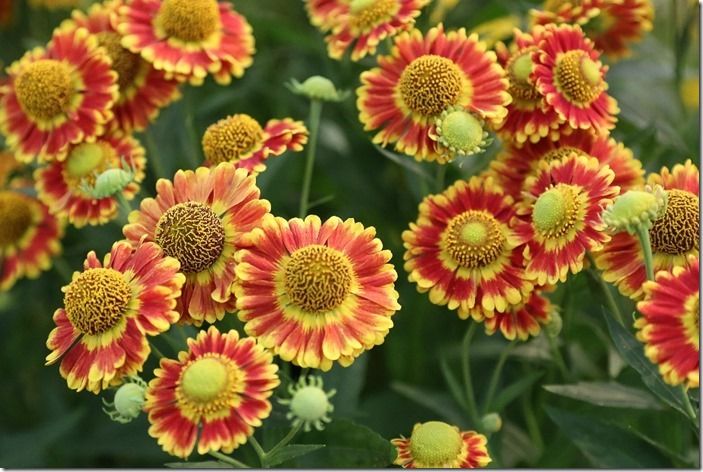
xmin=123 ymin=163 xmax=270 ymax=325
xmin=306 ymin=0 xmax=429 ymax=61
xmin=234 ymin=215 xmax=400 ymax=371
xmin=532 ymin=24 xmax=618 ymax=133
xmin=595 ymin=160 xmax=700 ymax=300
xmin=202 ymin=114 xmax=308 ymax=175
xmin=392 ymin=421 xmax=491 ymax=468
xmin=358 ymin=24 xmax=510 ymax=162
xmin=635 ymin=255 xmax=699 ymax=388
xmin=483 ymin=289 xmax=552 ymax=341
xmin=514 ymin=153 xmax=618 ymax=285
xmin=403 ymin=175 xmax=533 ymax=321
xmin=144 ymin=326 xmax=279 ymax=458
xmin=63 ymin=0 xmax=181 ymax=133
xmin=117 ymin=0 xmax=254 ymax=86
xmin=45 ymin=241 xmax=185 ymax=393
xmin=489 ymin=129 xmax=644 ymax=199
xmin=0 ymin=25 xmax=118 ymax=163
xmin=35 ymin=133 xmax=146 ymax=227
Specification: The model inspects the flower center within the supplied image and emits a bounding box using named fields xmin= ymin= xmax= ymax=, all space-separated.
xmin=649 ymin=190 xmax=699 ymax=255
xmin=290 ymin=385 xmax=330 ymax=421
xmin=437 ymin=110 xmax=485 ymax=152
xmin=201 ymin=114 xmax=264 ymax=165
xmin=554 ymin=50 xmax=604 ymax=105
xmin=532 ymin=184 xmax=581 ymax=238
xmin=154 ymin=202 xmax=226 ymax=273
xmin=63 ymin=268 xmax=132 ymax=335
xmin=157 ymin=0 xmax=220 ymax=42
xmin=399 ymin=55 xmax=464 ymax=117
xmin=15 ymin=59 xmax=73 ymax=120
xmin=507 ymin=49 xmax=541 ymax=102
xmin=442 ymin=210 xmax=506 ymax=268
xmin=0 ymin=191 xmax=33 ymax=247
xmin=349 ymin=0 xmax=398 ymax=31
xmin=409 ymin=421 xmax=463 ymax=467
xmin=542 ymin=146 xmax=589 ymax=162
xmin=284 ymin=245 xmax=353 ymax=313
xmin=66 ymin=142 xmax=114 ymax=178
xmin=177 ymin=356 xmax=243 ymax=418
xmin=96 ymin=31 xmax=142 ymax=91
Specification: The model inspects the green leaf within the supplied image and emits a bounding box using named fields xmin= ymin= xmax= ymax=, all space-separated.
xmin=439 ymin=355 xmax=468 ymax=411
xmin=262 ymin=444 xmax=325 ymax=467
xmin=490 ymin=370 xmax=544 ymax=412
xmin=164 ymin=461 xmax=232 ymax=468
xmin=374 ymin=145 xmax=433 ymax=182
xmin=320 ymin=355 xmax=367 ymax=417
xmin=391 ymin=382 xmax=467 ymax=427
xmin=544 ymin=381 xmax=664 ymax=410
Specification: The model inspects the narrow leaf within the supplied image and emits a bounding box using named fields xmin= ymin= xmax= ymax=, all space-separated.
xmin=391 ymin=382 xmax=467 ymax=426
xmin=439 ymin=355 xmax=468 ymax=411
xmin=164 ymin=461 xmax=232 ymax=468
xmin=544 ymin=381 xmax=664 ymax=410
xmin=490 ymin=371 xmax=544 ymax=412
xmin=374 ymin=145 xmax=433 ymax=182
xmin=263 ymin=444 xmax=325 ymax=467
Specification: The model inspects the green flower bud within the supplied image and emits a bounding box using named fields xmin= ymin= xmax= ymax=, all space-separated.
xmin=279 ymin=375 xmax=336 ymax=432
xmin=602 ymin=185 xmax=668 ymax=235
xmin=430 ymin=106 xmax=493 ymax=162
xmin=102 ymin=376 xmax=146 ymax=424
xmin=287 ymin=75 xmax=349 ymax=102
xmin=545 ymin=306 xmax=563 ymax=338
xmin=481 ymin=413 xmax=502 ymax=433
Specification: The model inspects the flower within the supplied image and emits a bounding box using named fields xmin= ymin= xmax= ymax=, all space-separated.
xmin=514 ymin=153 xmax=618 ymax=285
xmin=45 ymin=241 xmax=185 ymax=393
xmin=35 ymin=133 xmax=146 ymax=227
xmin=635 ymin=254 xmax=699 ymax=388
xmin=357 ymin=24 xmax=510 ymax=162
xmin=532 ymin=24 xmax=619 ymax=133
xmin=403 ymin=175 xmax=533 ymax=321
xmin=234 ymin=215 xmax=400 ymax=371
xmin=288 ymin=75 xmax=350 ymax=102
xmin=602 ymin=185 xmax=668 ymax=234
xmin=392 ymin=421 xmax=491 ymax=468
xmin=202 ymin=114 xmax=308 ymax=175
xmin=429 ymin=107 xmax=493 ymax=161
xmin=102 ymin=375 xmax=147 ymax=424
xmin=117 ymin=0 xmax=255 ymax=86
xmin=62 ymin=0 xmax=181 ymax=133
xmin=0 ymin=25 xmax=118 ymax=163
xmin=483 ymin=289 xmax=552 ymax=341
xmin=279 ymin=375 xmax=336 ymax=432
xmin=594 ymin=160 xmax=700 ymax=300
xmin=123 ymin=163 xmax=270 ymax=325
xmin=144 ymin=326 xmax=279 ymax=458
xmin=306 ymin=0 xmax=429 ymax=61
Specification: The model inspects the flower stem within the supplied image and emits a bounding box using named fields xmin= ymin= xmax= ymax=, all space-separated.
xmin=149 ymin=341 xmax=165 ymax=360
xmin=435 ymin=164 xmax=447 ymax=192
xmin=635 ymin=226 xmax=656 ymax=281
xmin=586 ymin=254 xmax=626 ymax=326
xmin=298 ymin=100 xmax=323 ymax=218
xmin=115 ymin=192 xmax=133 ymax=224
xmin=267 ymin=422 xmax=302 ymax=458
xmin=248 ymin=435 xmax=266 ymax=464
xmin=546 ymin=334 xmax=570 ymax=381
xmin=681 ymin=386 xmax=698 ymax=422
xmin=209 ymin=451 xmax=250 ymax=468
xmin=482 ymin=341 xmax=515 ymax=414
xmin=460 ymin=322 xmax=481 ymax=430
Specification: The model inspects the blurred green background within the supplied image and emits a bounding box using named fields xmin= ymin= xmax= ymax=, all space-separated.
xmin=0 ymin=0 xmax=699 ymax=467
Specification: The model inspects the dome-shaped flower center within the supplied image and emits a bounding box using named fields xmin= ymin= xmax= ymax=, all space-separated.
xmin=284 ymin=245 xmax=353 ymax=313
xmin=649 ymin=189 xmax=699 ymax=255
xmin=409 ymin=421 xmax=463 ymax=467
xmin=442 ymin=210 xmax=506 ymax=268
xmin=15 ymin=59 xmax=74 ymax=120
xmin=64 ymin=268 xmax=132 ymax=335
xmin=437 ymin=110 xmax=485 ymax=153
xmin=65 ymin=141 xmax=115 ymax=179
xmin=507 ymin=49 xmax=541 ymax=102
xmin=157 ymin=0 xmax=220 ymax=42
xmin=290 ymin=385 xmax=331 ymax=421
xmin=399 ymin=55 xmax=464 ymax=117
xmin=0 ymin=191 xmax=33 ymax=247
xmin=201 ymin=114 xmax=264 ymax=165
xmin=555 ymin=50 xmax=604 ymax=105
xmin=177 ymin=356 xmax=243 ymax=418
xmin=95 ymin=31 xmax=142 ymax=91
xmin=532 ymin=184 xmax=581 ymax=238
xmin=154 ymin=202 xmax=226 ymax=273
xmin=349 ymin=0 xmax=398 ymax=31
xmin=542 ymin=146 xmax=589 ymax=162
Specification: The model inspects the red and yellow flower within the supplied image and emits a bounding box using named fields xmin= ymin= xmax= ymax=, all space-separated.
xmin=594 ymin=160 xmax=700 ymax=300
xmin=145 ymin=326 xmax=279 ymax=458
xmin=0 ymin=24 xmax=118 ymax=163
xmin=306 ymin=0 xmax=429 ymax=61
xmin=514 ymin=153 xmax=618 ymax=285
xmin=484 ymin=289 xmax=552 ymax=341
xmin=35 ymin=133 xmax=146 ymax=227
xmin=234 ymin=215 xmax=400 ymax=371
xmin=635 ymin=254 xmax=699 ymax=388
xmin=403 ymin=175 xmax=533 ymax=321
xmin=358 ymin=24 xmax=510 ymax=162
xmin=123 ymin=163 xmax=270 ymax=325
xmin=117 ymin=0 xmax=254 ymax=86
xmin=202 ymin=114 xmax=308 ymax=175
xmin=45 ymin=241 xmax=185 ymax=393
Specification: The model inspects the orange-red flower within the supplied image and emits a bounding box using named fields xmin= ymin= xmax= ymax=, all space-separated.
xmin=145 ymin=326 xmax=279 ymax=458
xmin=484 ymin=289 xmax=552 ymax=341
xmin=45 ymin=241 xmax=185 ymax=393
xmin=234 ymin=215 xmax=400 ymax=371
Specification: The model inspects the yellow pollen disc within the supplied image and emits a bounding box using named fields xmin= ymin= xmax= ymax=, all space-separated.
xmin=202 ymin=114 xmax=264 ymax=164
xmin=439 ymin=110 xmax=485 ymax=152
xmin=410 ymin=421 xmax=463 ymax=467
xmin=157 ymin=0 xmax=220 ymax=42
xmin=349 ymin=0 xmax=398 ymax=31
xmin=176 ymin=356 xmax=243 ymax=418
xmin=96 ymin=31 xmax=142 ymax=91
xmin=154 ymin=202 xmax=226 ymax=273
xmin=181 ymin=357 xmax=228 ymax=402
xmin=532 ymin=184 xmax=580 ymax=238
xmin=507 ymin=49 xmax=541 ymax=102
xmin=542 ymin=146 xmax=589 ymax=162
xmin=284 ymin=245 xmax=353 ymax=313
xmin=63 ymin=268 xmax=132 ymax=335
xmin=66 ymin=142 xmax=114 ymax=179
xmin=15 ymin=59 xmax=74 ymax=120
xmin=649 ymin=190 xmax=699 ymax=255
xmin=399 ymin=55 xmax=464 ymax=117
xmin=555 ymin=50 xmax=604 ymax=105
xmin=442 ymin=210 xmax=506 ymax=268
xmin=0 ymin=191 xmax=33 ymax=247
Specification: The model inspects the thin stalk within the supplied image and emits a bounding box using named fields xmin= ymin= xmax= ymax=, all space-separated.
xmin=635 ymin=227 xmax=656 ymax=281
xmin=482 ymin=341 xmax=515 ymax=414
xmin=115 ymin=192 xmax=133 ymax=224
xmin=521 ymin=390 xmax=544 ymax=454
xmin=209 ymin=451 xmax=250 ymax=468
xmin=460 ymin=322 xmax=481 ymax=430
xmin=681 ymin=386 xmax=698 ymax=422
xmin=149 ymin=342 xmax=165 ymax=360
xmin=248 ymin=435 xmax=266 ymax=464
xmin=435 ymin=164 xmax=447 ymax=192
xmin=144 ymin=130 xmax=169 ymax=180
xmin=298 ymin=100 xmax=323 ymax=218
xmin=546 ymin=334 xmax=570 ymax=381
xmin=267 ymin=422 xmax=302 ymax=458
xmin=586 ymin=254 xmax=626 ymax=325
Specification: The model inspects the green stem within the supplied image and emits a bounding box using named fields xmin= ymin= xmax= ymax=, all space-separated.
xmin=482 ymin=341 xmax=515 ymax=414
xmin=521 ymin=390 xmax=544 ymax=454
xmin=681 ymin=386 xmax=698 ymax=422
xmin=248 ymin=435 xmax=266 ymax=464
xmin=460 ymin=322 xmax=481 ymax=430
xmin=268 ymin=422 xmax=302 ymax=458
xmin=149 ymin=342 xmax=165 ymax=360
xmin=586 ymin=254 xmax=626 ymax=326
xmin=298 ymin=100 xmax=323 ymax=218
xmin=209 ymin=451 xmax=250 ymax=468
xmin=546 ymin=334 xmax=570 ymax=381
xmin=635 ymin=227 xmax=655 ymax=281
xmin=144 ymin=130 xmax=169 ymax=180
xmin=115 ymin=192 xmax=133 ymax=224
xmin=435 ymin=164 xmax=447 ymax=192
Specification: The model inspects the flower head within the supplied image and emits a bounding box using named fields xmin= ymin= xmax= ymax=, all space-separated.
xmin=279 ymin=375 xmax=336 ymax=432
xmin=483 ymin=289 xmax=552 ymax=341
xmin=429 ymin=107 xmax=493 ymax=162
xmin=602 ymin=185 xmax=668 ymax=234
xmin=288 ymin=75 xmax=350 ymax=102
xmin=103 ymin=375 xmax=147 ymax=424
